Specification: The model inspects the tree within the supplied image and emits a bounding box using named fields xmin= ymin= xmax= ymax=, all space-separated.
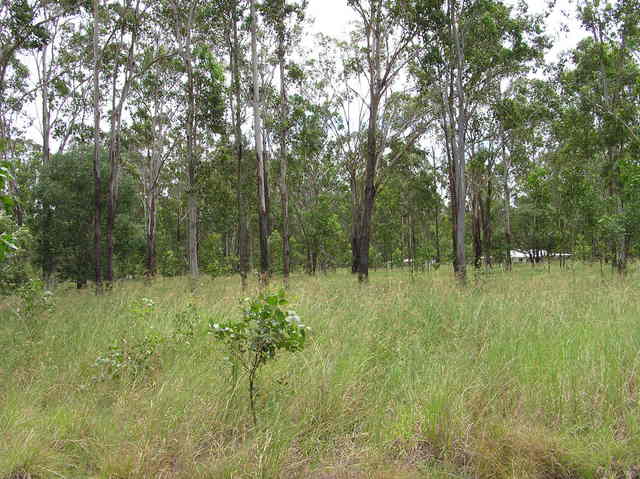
xmin=92 ymin=0 xmax=103 ymax=292
xmin=408 ymin=0 xmax=548 ymax=283
xmin=166 ymin=0 xmax=202 ymax=280
xmin=568 ymin=0 xmax=640 ymax=273
xmin=262 ymin=0 xmax=306 ymax=286
xmin=221 ymin=0 xmax=250 ymax=288
xmin=250 ymin=0 xmax=270 ymax=284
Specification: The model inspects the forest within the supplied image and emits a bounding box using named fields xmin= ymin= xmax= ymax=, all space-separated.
xmin=1 ymin=0 xmax=638 ymax=290
xmin=3 ymin=0 xmax=640 ymax=478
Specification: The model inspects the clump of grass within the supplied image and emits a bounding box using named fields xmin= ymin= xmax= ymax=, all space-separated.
xmin=2 ymin=265 xmax=640 ymax=477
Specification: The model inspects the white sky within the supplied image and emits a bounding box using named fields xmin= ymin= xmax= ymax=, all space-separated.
xmin=306 ymin=0 xmax=589 ymax=61
xmin=22 ymin=0 xmax=590 ymax=147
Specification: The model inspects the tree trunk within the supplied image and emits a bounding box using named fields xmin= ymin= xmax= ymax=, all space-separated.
xmin=503 ymin=152 xmax=513 ymax=271
xmin=146 ymin=193 xmax=157 ymax=276
xmin=186 ymin=43 xmax=198 ymax=279
xmin=106 ymin=9 xmax=138 ymax=284
xmin=350 ymin=171 xmax=360 ymax=273
xmin=251 ymin=0 xmax=269 ymax=284
xmin=452 ymin=12 xmax=467 ymax=285
xmin=482 ymin=171 xmax=493 ymax=267
xmin=277 ymin=4 xmax=290 ymax=286
xmin=432 ymin=150 xmax=441 ymax=264
xmin=40 ymin=37 xmax=56 ymax=290
xmin=356 ymin=15 xmax=382 ymax=283
xmin=229 ymin=1 xmax=249 ymax=289
xmin=472 ymin=183 xmax=482 ymax=269
xmin=92 ymin=0 xmax=102 ymax=294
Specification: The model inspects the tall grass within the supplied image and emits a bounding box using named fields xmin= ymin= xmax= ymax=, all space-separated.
xmin=1 ymin=263 xmax=639 ymax=478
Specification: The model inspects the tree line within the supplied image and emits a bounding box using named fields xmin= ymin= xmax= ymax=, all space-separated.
xmin=0 ymin=0 xmax=639 ymax=291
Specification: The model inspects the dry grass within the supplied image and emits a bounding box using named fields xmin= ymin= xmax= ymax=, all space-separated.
xmin=2 ymin=263 xmax=640 ymax=478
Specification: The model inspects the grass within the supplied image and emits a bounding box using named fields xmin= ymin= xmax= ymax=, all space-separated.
xmin=1 ymin=263 xmax=640 ymax=478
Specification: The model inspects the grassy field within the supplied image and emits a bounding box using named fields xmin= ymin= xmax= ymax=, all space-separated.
xmin=2 ymin=263 xmax=640 ymax=478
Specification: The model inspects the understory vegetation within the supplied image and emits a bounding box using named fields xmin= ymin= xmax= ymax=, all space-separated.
xmin=2 ymin=264 xmax=640 ymax=478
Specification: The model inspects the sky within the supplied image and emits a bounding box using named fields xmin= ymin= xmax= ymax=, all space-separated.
xmin=306 ymin=0 xmax=589 ymax=61
xmin=23 ymin=0 xmax=591 ymax=147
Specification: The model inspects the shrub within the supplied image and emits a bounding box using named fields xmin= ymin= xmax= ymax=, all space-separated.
xmin=209 ymin=291 xmax=309 ymax=425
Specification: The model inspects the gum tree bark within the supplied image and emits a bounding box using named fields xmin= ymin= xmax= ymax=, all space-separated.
xmin=251 ymin=0 xmax=270 ymax=284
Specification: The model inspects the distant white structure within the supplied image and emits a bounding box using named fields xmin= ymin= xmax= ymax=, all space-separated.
xmin=510 ymin=250 xmax=571 ymax=263
xmin=510 ymin=249 xmax=548 ymax=263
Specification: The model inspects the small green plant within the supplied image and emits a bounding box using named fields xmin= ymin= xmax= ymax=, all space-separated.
xmin=128 ymin=297 xmax=156 ymax=322
xmin=172 ymin=303 xmax=199 ymax=346
xmin=94 ymin=332 xmax=164 ymax=381
xmin=93 ymin=297 xmax=163 ymax=381
xmin=14 ymin=279 xmax=55 ymax=320
xmin=209 ymin=291 xmax=309 ymax=425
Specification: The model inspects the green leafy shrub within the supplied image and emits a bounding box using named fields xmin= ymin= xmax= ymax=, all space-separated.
xmin=94 ymin=300 xmax=203 ymax=382
xmin=94 ymin=332 xmax=165 ymax=381
xmin=171 ymin=303 xmax=199 ymax=346
xmin=14 ymin=278 xmax=55 ymax=320
xmin=159 ymin=249 xmax=185 ymax=277
xmin=209 ymin=291 xmax=309 ymax=425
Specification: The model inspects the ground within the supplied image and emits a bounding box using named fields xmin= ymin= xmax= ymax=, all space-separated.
xmin=2 ymin=263 xmax=640 ymax=478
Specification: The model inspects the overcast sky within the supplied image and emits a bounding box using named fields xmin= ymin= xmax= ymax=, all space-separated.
xmin=23 ymin=0 xmax=590 ymax=146
xmin=306 ymin=0 xmax=589 ymax=61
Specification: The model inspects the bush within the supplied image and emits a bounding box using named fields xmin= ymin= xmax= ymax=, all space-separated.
xmin=209 ymin=291 xmax=309 ymax=425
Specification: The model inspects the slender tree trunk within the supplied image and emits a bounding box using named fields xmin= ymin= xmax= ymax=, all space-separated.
xmin=356 ymin=15 xmax=382 ymax=283
xmin=186 ymin=44 xmax=199 ymax=279
xmin=472 ymin=182 xmax=482 ymax=269
xmin=92 ymin=0 xmax=102 ymax=294
xmin=503 ymin=152 xmax=512 ymax=271
xmin=40 ymin=36 xmax=56 ymax=290
xmin=277 ymin=4 xmax=290 ymax=286
xmin=431 ymin=150 xmax=441 ymax=264
xmin=144 ymin=99 xmax=162 ymax=278
xmin=106 ymin=7 xmax=138 ymax=284
xmin=146 ymin=192 xmax=157 ymax=275
xmin=482 ymin=171 xmax=493 ymax=267
xmin=106 ymin=73 xmax=119 ymax=284
xmin=350 ymin=171 xmax=360 ymax=273
xmin=452 ymin=14 xmax=467 ymax=285
xmin=229 ymin=2 xmax=249 ymax=289
xmin=251 ymin=0 xmax=269 ymax=284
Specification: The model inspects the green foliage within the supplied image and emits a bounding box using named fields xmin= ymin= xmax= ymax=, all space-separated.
xmin=211 ymin=291 xmax=308 ymax=367
xmin=158 ymin=249 xmax=185 ymax=277
xmin=171 ymin=303 xmax=199 ymax=346
xmin=0 ymin=211 xmax=32 ymax=293
xmin=30 ymin=147 xmax=144 ymax=283
xmin=201 ymin=233 xmax=237 ymax=277
xmin=0 ymin=161 xmax=17 ymax=263
xmin=94 ymin=332 xmax=165 ymax=381
xmin=14 ymin=278 xmax=55 ymax=321
xmin=209 ymin=291 xmax=309 ymax=424
xmin=94 ymin=299 xmax=203 ymax=382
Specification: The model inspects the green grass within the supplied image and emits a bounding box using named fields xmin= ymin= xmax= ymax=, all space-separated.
xmin=2 ymin=263 xmax=640 ymax=478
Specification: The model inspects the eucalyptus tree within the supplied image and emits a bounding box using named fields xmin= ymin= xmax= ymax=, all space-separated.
xmin=165 ymin=0 xmax=203 ymax=280
xmin=249 ymin=0 xmax=270 ymax=283
xmin=32 ymin=2 xmax=92 ymax=288
xmin=566 ymin=0 xmax=640 ymax=273
xmin=333 ymin=2 xmax=431 ymax=281
xmin=494 ymin=77 xmax=557 ymax=268
xmin=128 ymin=29 xmax=182 ymax=277
xmin=314 ymin=34 xmax=367 ymax=273
xmin=0 ymin=0 xmax=55 ymax=97
xmin=261 ymin=0 xmax=306 ymax=285
xmin=407 ymin=0 xmax=548 ymax=283
xmin=219 ymin=0 xmax=250 ymax=287
xmin=101 ymin=0 xmax=147 ymax=285
xmin=92 ymin=0 xmax=102 ymax=291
